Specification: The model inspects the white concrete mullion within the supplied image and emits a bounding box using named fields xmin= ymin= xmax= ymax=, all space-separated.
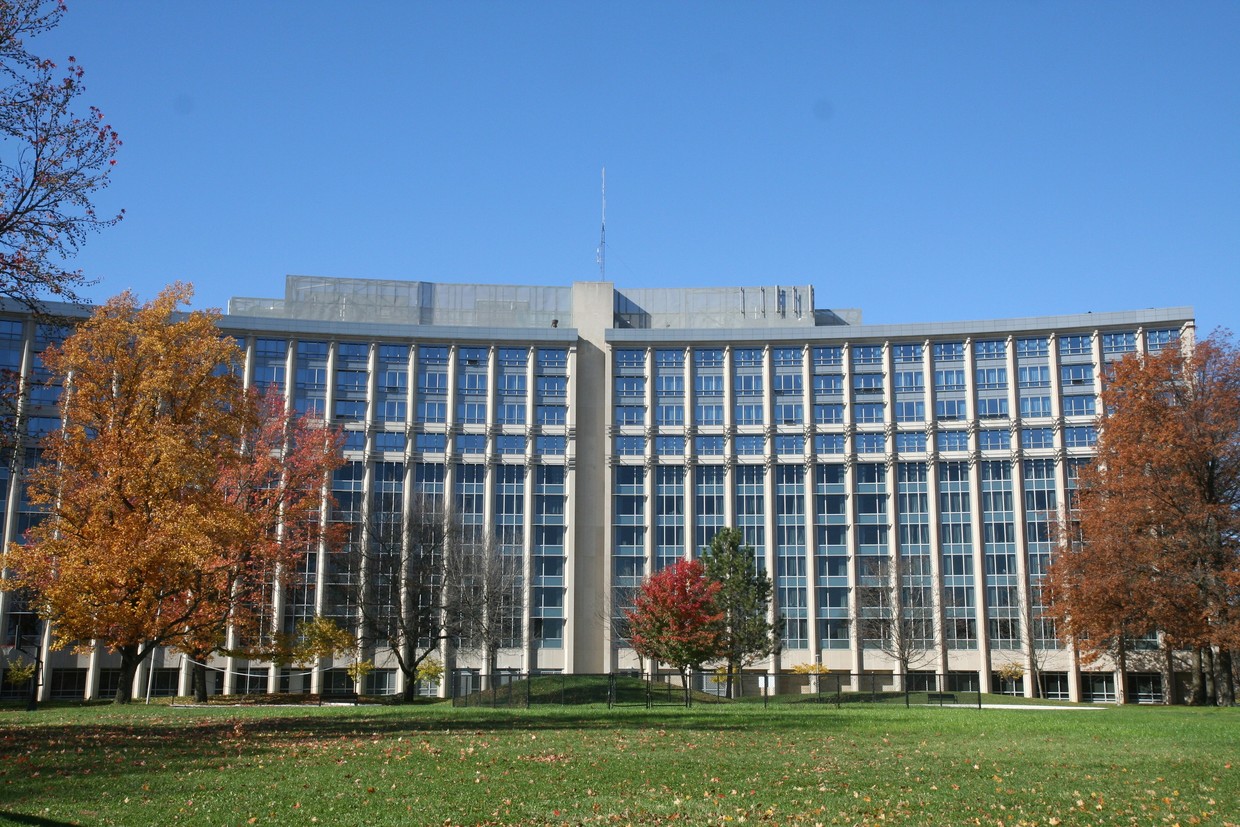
xmin=882 ymin=341 xmax=905 ymax=689
xmin=643 ymin=348 xmax=655 ymax=584
xmin=682 ymin=346 xmax=695 ymax=561
xmin=562 ymin=344 xmax=578 ymax=676
xmin=802 ymin=345 xmax=821 ymax=660
xmin=522 ymin=346 xmax=537 ymax=675
xmin=722 ymin=346 xmax=736 ymax=528
xmin=521 ymin=457 xmax=535 ymax=676
xmin=964 ymin=338 xmax=992 ymax=692
xmin=1005 ymin=336 xmax=1036 ymax=698
xmin=1 ymin=324 xmax=33 ymax=688
xmin=309 ymin=338 xmax=334 ymax=695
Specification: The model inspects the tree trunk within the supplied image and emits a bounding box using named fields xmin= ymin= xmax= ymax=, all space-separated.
xmin=1160 ymin=640 xmax=1176 ymax=705
xmin=1217 ymin=650 xmax=1235 ymax=707
xmin=192 ymin=660 xmax=209 ymax=703
xmin=113 ymin=645 xmax=142 ymax=705
xmin=484 ymin=644 xmax=498 ymax=693
xmin=1115 ymin=640 xmax=1128 ymax=704
xmin=1204 ymin=647 xmax=1217 ymax=705
xmin=399 ymin=638 xmax=417 ymax=703
xmin=1190 ymin=649 xmax=1205 ymax=705
xmin=679 ymin=667 xmax=691 ymax=708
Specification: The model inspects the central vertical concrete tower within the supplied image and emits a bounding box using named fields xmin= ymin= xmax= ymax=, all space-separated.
xmin=568 ymin=281 xmax=613 ymax=673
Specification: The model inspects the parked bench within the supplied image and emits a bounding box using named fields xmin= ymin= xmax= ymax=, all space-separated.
xmin=318 ymin=691 xmax=359 ymax=705
xmin=926 ymin=692 xmax=957 ymax=704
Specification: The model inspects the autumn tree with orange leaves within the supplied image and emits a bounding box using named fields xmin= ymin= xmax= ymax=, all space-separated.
xmin=626 ymin=559 xmax=724 ymax=706
xmin=1045 ymin=331 xmax=1240 ymax=705
xmin=178 ymin=391 xmax=343 ymax=703
xmin=2 ymin=285 xmax=341 ymax=703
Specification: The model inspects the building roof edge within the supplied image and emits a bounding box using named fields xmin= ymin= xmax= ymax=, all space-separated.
xmin=605 ymin=307 xmax=1195 ymax=344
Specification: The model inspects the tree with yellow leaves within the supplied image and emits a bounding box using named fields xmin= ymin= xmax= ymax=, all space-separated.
xmin=3 ymin=284 xmax=340 ymax=702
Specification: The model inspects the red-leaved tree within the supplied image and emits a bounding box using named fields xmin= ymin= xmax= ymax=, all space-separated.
xmin=178 ymin=391 xmax=344 ymax=702
xmin=1046 ymin=331 xmax=1240 ymax=705
xmin=626 ymin=559 xmax=724 ymax=705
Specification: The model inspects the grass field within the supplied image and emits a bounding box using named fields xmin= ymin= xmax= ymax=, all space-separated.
xmin=1 ymin=699 xmax=1236 ymax=826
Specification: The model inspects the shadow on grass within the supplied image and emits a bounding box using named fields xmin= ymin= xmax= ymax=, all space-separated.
xmin=2 ymin=702 xmax=1228 ymax=822
xmin=0 ymin=703 xmax=879 ymax=819
xmin=0 ymin=814 xmax=83 ymax=826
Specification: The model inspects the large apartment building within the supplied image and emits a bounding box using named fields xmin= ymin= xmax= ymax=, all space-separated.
xmin=0 ymin=276 xmax=1194 ymax=702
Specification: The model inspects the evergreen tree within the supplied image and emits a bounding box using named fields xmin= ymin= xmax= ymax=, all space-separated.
xmin=701 ymin=528 xmax=780 ymax=698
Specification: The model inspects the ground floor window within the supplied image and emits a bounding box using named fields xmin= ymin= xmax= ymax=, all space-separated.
xmin=1040 ymin=672 xmax=1071 ymax=700
xmin=946 ymin=671 xmax=978 ymax=692
xmin=98 ymin=669 xmax=121 ymax=700
xmin=365 ymin=669 xmax=396 ymax=695
xmin=101 ymin=667 xmax=180 ymax=698
xmin=235 ymin=668 xmax=269 ymax=695
xmin=50 ymin=668 xmax=87 ymax=700
xmin=1081 ymin=672 xmax=1116 ymax=702
xmin=323 ymin=668 xmax=354 ymax=693
xmin=991 ymin=673 xmax=1023 ymax=696
xmin=533 ymin=618 xmax=563 ymax=648
xmin=818 ymin=618 xmax=850 ymax=649
xmin=1128 ymin=673 xmax=1163 ymax=704
xmin=0 ymin=671 xmax=32 ymax=699
xmin=146 ymin=668 xmax=179 ymax=697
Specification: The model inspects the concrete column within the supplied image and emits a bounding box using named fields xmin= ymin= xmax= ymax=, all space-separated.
xmin=522 ymin=456 xmax=536 ymax=675
xmin=963 ymin=338 xmax=992 ymax=693
xmin=762 ymin=456 xmax=777 ymax=685
xmin=882 ymin=341 xmax=904 ymax=691
xmin=178 ymin=651 xmax=192 ymax=698
xmin=682 ymin=346 xmax=695 ymax=561
xmin=132 ymin=652 xmax=149 ymax=703
xmin=569 ymin=283 xmax=610 ymax=675
xmin=802 ymin=344 xmax=821 ymax=660
xmin=844 ymin=454 xmax=862 ymax=682
xmin=562 ymin=343 xmax=579 ymax=677
xmin=36 ymin=621 xmax=53 ymax=702
xmin=86 ymin=642 xmax=103 ymax=701
xmin=0 ymin=323 xmax=33 ymax=653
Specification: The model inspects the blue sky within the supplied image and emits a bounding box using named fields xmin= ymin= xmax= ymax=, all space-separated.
xmin=40 ymin=2 xmax=1239 ymax=332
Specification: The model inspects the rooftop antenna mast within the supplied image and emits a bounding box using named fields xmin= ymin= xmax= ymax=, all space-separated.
xmin=595 ymin=166 xmax=606 ymax=279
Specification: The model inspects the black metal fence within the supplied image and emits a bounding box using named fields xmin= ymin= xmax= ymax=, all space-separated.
xmin=448 ymin=670 xmax=992 ymax=709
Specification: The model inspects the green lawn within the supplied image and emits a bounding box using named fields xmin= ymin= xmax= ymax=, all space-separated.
xmin=0 ymin=701 xmax=1236 ymax=826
